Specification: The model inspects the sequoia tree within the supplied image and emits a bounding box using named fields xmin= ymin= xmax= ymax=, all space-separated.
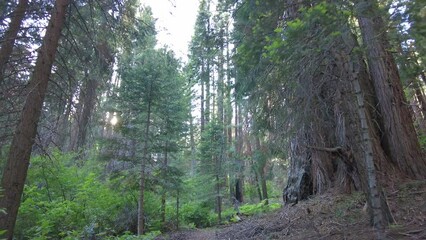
xmin=356 ymin=0 xmax=426 ymax=179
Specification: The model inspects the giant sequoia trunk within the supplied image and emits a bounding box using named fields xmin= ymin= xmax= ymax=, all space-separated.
xmin=284 ymin=129 xmax=313 ymax=204
xmin=336 ymin=29 xmax=394 ymax=229
xmin=356 ymin=0 xmax=426 ymax=179
xmin=283 ymin=1 xmax=396 ymax=207
xmin=0 ymin=0 xmax=70 ymax=238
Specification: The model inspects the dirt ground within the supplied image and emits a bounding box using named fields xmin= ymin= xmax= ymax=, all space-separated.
xmin=157 ymin=180 xmax=426 ymax=240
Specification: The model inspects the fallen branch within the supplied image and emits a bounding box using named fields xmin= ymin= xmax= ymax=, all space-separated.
xmin=305 ymin=145 xmax=343 ymax=153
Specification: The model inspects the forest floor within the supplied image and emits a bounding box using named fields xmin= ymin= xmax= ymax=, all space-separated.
xmin=156 ymin=179 xmax=426 ymax=239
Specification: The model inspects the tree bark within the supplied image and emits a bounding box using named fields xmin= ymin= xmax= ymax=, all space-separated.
xmin=255 ymin=136 xmax=268 ymax=204
xmin=284 ymin=129 xmax=313 ymax=204
xmin=0 ymin=0 xmax=70 ymax=238
xmin=0 ymin=0 xmax=29 ymax=83
xmin=352 ymin=61 xmax=393 ymax=232
xmin=356 ymin=0 xmax=426 ymax=179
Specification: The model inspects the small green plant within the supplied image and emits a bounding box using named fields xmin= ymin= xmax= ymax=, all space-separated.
xmin=418 ymin=134 xmax=426 ymax=149
xmin=240 ymin=200 xmax=281 ymax=216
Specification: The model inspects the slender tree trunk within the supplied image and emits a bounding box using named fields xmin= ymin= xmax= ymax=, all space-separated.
xmin=200 ymin=60 xmax=205 ymax=133
xmin=161 ymin=141 xmax=168 ymax=227
xmin=189 ymin=112 xmax=197 ymax=176
xmin=255 ymin=173 xmax=263 ymax=201
xmin=0 ymin=0 xmax=29 ymax=83
xmin=235 ymin=102 xmax=244 ymax=203
xmin=69 ymin=85 xmax=84 ymax=151
xmin=138 ymin=87 xmax=152 ymax=235
xmin=55 ymin=91 xmax=72 ymax=150
xmin=216 ymin=171 xmax=222 ymax=223
xmin=217 ymin=30 xmax=224 ymax=124
xmin=356 ymin=0 xmax=426 ymax=179
xmin=225 ymin=24 xmax=236 ymax=201
xmin=216 ymin=28 xmax=227 ymax=212
xmin=205 ymin=6 xmax=211 ymax=124
xmin=76 ymin=74 xmax=97 ymax=150
xmin=0 ymin=0 xmax=70 ymax=238
xmin=176 ymin=189 xmax=180 ymax=230
xmin=352 ymin=62 xmax=393 ymax=233
xmin=254 ymin=136 xmax=268 ymax=204
xmin=259 ymin=170 xmax=268 ymax=204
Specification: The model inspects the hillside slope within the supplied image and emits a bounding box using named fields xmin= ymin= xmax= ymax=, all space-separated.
xmin=157 ymin=180 xmax=426 ymax=239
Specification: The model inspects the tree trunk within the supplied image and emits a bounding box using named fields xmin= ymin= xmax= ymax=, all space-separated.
xmin=259 ymin=170 xmax=268 ymax=204
xmin=205 ymin=6 xmax=211 ymax=125
xmin=161 ymin=141 xmax=168 ymax=227
xmin=236 ymin=103 xmax=244 ymax=203
xmin=356 ymin=0 xmax=426 ymax=179
xmin=255 ymin=136 xmax=268 ymax=204
xmin=76 ymin=74 xmax=98 ymax=150
xmin=0 ymin=0 xmax=70 ymax=238
xmin=217 ymin=29 xmax=227 ymax=212
xmin=0 ymin=0 xmax=29 ymax=83
xmin=189 ymin=112 xmax=197 ymax=176
xmin=138 ymin=85 xmax=152 ymax=235
xmin=284 ymin=129 xmax=313 ymax=204
xmin=176 ymin=189 xmax=180 ymax=230
xmin=413 ymin=80 xmax=426 ymax=123
xmin=352 ymin=61 xmax=393 ymax=231
xmin=216 ymin=172 xmax=222 ymax=223
xmin=217 ymin=30 xmax=224 ymax=124
xmin=200 ymin=60 xmax=205 ymax=133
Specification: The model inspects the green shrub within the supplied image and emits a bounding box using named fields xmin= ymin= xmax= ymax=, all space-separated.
xmin=180 ymin=203 xmax=212 ymax=228
xmin=15 ymin=151 xmax=133 ymax=239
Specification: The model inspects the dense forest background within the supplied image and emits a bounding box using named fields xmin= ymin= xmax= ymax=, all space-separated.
xmin=0 ymin=0 xmax=425 ymax=239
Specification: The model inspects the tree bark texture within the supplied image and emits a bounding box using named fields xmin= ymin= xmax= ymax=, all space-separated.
xmin=284 ymin=129 xmax=313 ymax=204
xmin=356 ymin=0 xmax=426 ymax=179
xmin=254 ymin=136 xmax=269 ymax=204
xmin=351 ymin=57 xmax=393 ymax=230
xmin=283 ymin=2 xmax=397 ymax=204
xmin=281 ymin=0 xmax=415 ymax=208
xmin=0 ymin=0 xmax=70 ymax=238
